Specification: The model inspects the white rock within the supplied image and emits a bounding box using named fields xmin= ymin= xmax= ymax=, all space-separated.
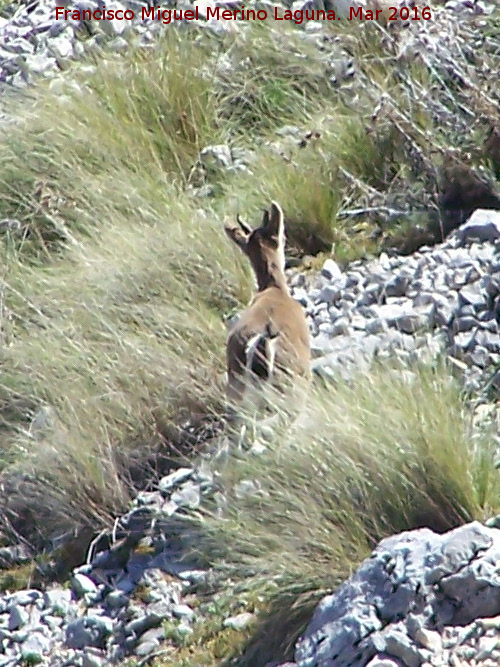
xmin=71 ymin=573 xmax=98 ymax=598
xmin=321 ymin=258 xmax=342 ymax=281
xmin=457 ymin=209 xmax=500 ymax=244
xmin=223 ymin=612 xmax=254 ymax=630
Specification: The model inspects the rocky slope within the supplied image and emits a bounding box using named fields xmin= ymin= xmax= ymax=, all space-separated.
xmin=0 ymin=0 xmax=499 ymax=666
xmin=0 ymin=210 xmax=497 ymax=667
xmin=295 ymin=209 xmax=500 ymax=401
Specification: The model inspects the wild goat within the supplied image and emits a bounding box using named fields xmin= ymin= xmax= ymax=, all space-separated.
xmin=224 ymin=202 xmax=311 ymax=429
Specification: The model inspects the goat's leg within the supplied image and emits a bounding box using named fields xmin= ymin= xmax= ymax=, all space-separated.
xmin=225 ymin=372 xmax=247 ymax=448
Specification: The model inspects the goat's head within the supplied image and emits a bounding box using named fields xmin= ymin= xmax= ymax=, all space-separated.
xmin=225 ymin=201 xmax=286 ymax=291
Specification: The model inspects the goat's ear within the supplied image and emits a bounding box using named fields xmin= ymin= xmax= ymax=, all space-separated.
xmin=263 ymin=201 xmax=284 ymax=239
xmin=225 ymin=225 xmax=248 ymax=250
xmin=260 ymin=209 xmax=270 ymax=228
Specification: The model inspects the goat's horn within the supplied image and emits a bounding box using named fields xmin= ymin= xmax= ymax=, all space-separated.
xmin=236 ymin=214 xmax=252 ymax=234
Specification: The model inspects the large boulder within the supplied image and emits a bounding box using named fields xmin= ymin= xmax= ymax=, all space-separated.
xmin=293 ymin=522 xmax=500 ymax=667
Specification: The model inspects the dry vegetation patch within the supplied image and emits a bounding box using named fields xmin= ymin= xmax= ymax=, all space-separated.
xmin=0 ymin=33 xmax=251 ymax=553
xmin=0 ymin=10 xmax=498 ymax=666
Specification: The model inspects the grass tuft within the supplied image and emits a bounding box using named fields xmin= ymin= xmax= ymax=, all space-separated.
xmin=215 ymin=21 xmax=328 ymax=133
xmin=0 ymin=34 xmax=252 ymax=551
xmin=189 ymin=363 xmax=500 ymax=664
xmin=0 ymin=32 xmax=222 ymax=259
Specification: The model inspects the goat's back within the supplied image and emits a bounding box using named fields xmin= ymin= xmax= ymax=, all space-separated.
xmin=227 ymin=287 xmax=310 ymax=380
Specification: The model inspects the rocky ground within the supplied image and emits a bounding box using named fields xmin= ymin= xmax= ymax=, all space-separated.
xmin=0 ymin=0 xmax=499 ymax=666
xmin=295 ymin=209 xmax=500 ymax=401
xmin=0 ymin=465 xmax=212 ymax=667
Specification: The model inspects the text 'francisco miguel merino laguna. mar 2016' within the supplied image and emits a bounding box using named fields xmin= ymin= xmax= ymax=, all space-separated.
xmin=55 ymin=4 xmax=433 ymax=25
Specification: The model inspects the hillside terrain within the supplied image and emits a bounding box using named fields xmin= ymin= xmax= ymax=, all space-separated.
xmin=0 ymin=0 xmax=499 ymax=665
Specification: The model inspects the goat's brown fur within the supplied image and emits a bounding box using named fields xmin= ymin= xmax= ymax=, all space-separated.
xmin=224 ymin=202 xmax=311 ymax=421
